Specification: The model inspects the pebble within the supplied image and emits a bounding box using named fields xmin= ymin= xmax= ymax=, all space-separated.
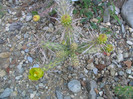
xmin=99 ymin=91 xmax=103 ymax=96
xmin=33 ymin=64 xmax=39 ymax=68
xmin=0 ymin=69 xmax=6 ymax=77
xmin=110 ymin=68 xmax=115 ymax=76
xmin=119 ymin=71 xmax=124 ymax=76
xmin=123 ymin=52 xmax=129 ymax=58
xmin=27 ymin=56 xmax=33 ymax=63
xmin=64 ymin=96 xmax=71 ymax=99
xmin=30 ymin=93 xmax=35 ymax=98
xmin=55 ymin=90 xmax=63 ymax=99
xmin=128 ymin=75 xmax=133 ymax=79
xmin=0 ymin=39 xmax=5 ymax=44
xmin=117 ymin=53 xmax=124 ymax=62
xmin=127 ymin=41 xmax=133 ymax=45
xmin=0 ymin=88 xmax=13 ymax=98
xmin=26 ymin=14 xmax=32 ymax=21
xmin=129 ymin=81 xmax=133 ymax=86
xmin=9 ymin=22 xmax=23 ymax=31
xmin=126 ymin=69 xmax=132 ymax=74
xmin=15 ymin=75 xmax=22 ymax=80
xmin=87 ymin=63 xmax=95 ymax=70
xmin=68 ymin=80 xmax=81 ymax=93
xmin=24 ymin=33 xmax=29 ymax=39
xmin=93 ymin=67 xmax=98 ymax=75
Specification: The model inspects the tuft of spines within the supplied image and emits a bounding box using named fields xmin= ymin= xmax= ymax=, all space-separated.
xmin=97 ymin=34 xmax=107 ymax=44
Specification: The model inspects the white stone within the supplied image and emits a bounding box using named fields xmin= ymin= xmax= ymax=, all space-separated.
xmin=117 ymin=54 xmax=123 ymax=62
xmin=0 ymin=70 xmax=6 ymax=77
xmin=30 ymin=93 xmax=35 ymax=98
xmin=127 ymin=41 xmax=133 ymax=45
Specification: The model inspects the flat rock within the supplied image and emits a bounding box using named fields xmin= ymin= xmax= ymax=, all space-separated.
xmin=9 ymin=22 xmax=23 ymax=31
xmin=121 ymin=0 xmax=133 ymax=28
xmin=0 ymin=88 xmax=13 ymax=98
xmin=68 ymin=80 xmax=81 ymax=93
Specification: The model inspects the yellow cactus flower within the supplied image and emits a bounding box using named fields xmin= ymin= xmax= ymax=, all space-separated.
xmin=97 ymin=34 xmax=108 ymax=44
xmin=105 ymin=44 xmax=113 ymax=53
xmin=28 ymin=68 xmax=44 ymax=81
xmin=61 ymin=14 xmax=72 ymax=26
xmin=33 ymin=15 xmax=40 ymax=22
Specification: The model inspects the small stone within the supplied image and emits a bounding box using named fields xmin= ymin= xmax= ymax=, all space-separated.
xmin=26 ymin=14 xmax=32 ymax=21
xmin=123 ymin=52 xmax=129 ymax=58
xmin=27 ymin=56 xmax=33 ymax=63
xmin=121 ymin=24 xmax=125 ymax=33
xmin=93 ymin=67 xmax=98 ymax=75
xmin=24 ymin=33 xmax=29 ymax=39
xmin=15 ymin=75 xmax=22 ymax=80
xmin=68 ymin=80 xmax=81 ymax=93
xmin=24 ymin=49 xmax=29 ymax=53
xmin=99 ymin=91 xmax=103 ymax=96
xmin=55 ymin=90 xmax=63 ymax=99
xmin=117 ymin=53 xmax=123 ymax=62
xmin=87 ymin=63 xmax=95 ymax=70
xmin=33 ymin=64 xmax=39 ymax=68
xmin=119 ymin=71 xmax=124 ymax=76
xmin=0 ymin=52 xmax=11 ymax=58
xmin=128 ymin=75 xmax=133 ymax=79
xmin=0 ymin=70 xmax=6 ymax=77
xmin=9 ymin=22 xmax=23 ymax=31
xmin=0 ymin=88 xmax=13 ymax=98
xmin=64 ymin=96 xmax=71 ymax=99
xmin=110 ymin=68 xmax=115 ymax=76
xmin=30 ymin=93 xmax=35 ymax=98
xmin=0 ymin=39 xmax=5 ymax=44
xmin=127 ymin=41 xmax=133 ymax=45
xmin=126 ymin=69 xmax=132 ymax=74
xmin=11 ymin=91 xmax=17 ymax=97
xmin=129 ymin=81 xmax=133 ymax=86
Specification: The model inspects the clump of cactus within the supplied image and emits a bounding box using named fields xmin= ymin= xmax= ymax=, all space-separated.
xmin=114 ymin=86 xmax=133 ymax=99
xmin=28 ymin=0 xmax=114 ymax=81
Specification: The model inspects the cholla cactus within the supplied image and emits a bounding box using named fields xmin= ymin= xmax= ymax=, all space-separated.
xmin=56 ymin=50 xmax=68 ymax=58
xmin=97 ymin=34 xmax=107 ymax=44
xmin=71 ymin=54 xmax=79 ymax=66
xmin=105 ymin=44 xmax=113 ymax=53
xmin=114 ymin=86 xmax=133 ymax=99
xmin=71 ymin=42 xmax=78 ymax=51
xmin=61 ymin=14 xmax=72 ymax=27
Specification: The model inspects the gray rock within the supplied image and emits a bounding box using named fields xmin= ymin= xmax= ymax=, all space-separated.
xmin=121 ymin=24 xmax=125 ymax=33
xmin=0 ymin=39 xmax=5 ymax=44
xmin=126 ymin=69 xmax=132 ymax=74
xmin=103 ymin=7 xmax=110 ymax=23
xmin=24 ymin=33 xmax=29 ymax=39
xmin=103 ymin=5 xmax=120 ymax=23
xmin=0 ymin=88 xmax=13 ymax=98
xmin=117 ymin=53 xmax=123 ymax=62
xmin=127 ymin=41 xmax=133 ymax=45
xmin=55 ymin=90 xmax=63 ymax=99
xmin=46 ymin=96 xmax=51 ymax=99
xmin=129 ymin=81 xmax=133 ymax=86
xmin=64 ymin=96 xmax=71 ymax=99
xmin=110 ymin=68 xmax=115 ymax=76
xmin=121 ymin=0 xmax=133 ymax=28
xmin=9 ymin=22 xmax=23 ymax=31
xmin=86 ymin=80 xmax=97 ymax=99
xmin=119 ymin=71 xmax=124 ymax=76
xmin=27 ymin=56 xmax=33 ymax=63
xmin=68 ymin=80 xmax=81 ymax=93
xmin=26 ymin=14 xmax=32 ymax=21
xmin=93 ymin=67 xmax=98 ymax=75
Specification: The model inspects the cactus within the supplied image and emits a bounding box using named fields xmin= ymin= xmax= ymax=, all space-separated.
xmin=61 ymin=14 xmax=72 ymax=27
xmin=114 ymin=86 xmax=133 ymax=99
xmin=97 ymin=34 xmax=107 ymax=44
xmin=105 ymin=44 xmax=113 ymax=53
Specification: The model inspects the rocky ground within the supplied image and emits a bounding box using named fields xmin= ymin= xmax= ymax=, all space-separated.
xmin=0 ymin=0 xmax=133 ymax=99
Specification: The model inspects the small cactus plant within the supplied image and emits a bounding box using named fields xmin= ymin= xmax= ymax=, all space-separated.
xmin=97 ymin=34 xmax=108 ymax=44
xmin=114 ymin=86 xmax=133 ymax=99
xmin=105 ymin=44 xmax=113 ymax=53
xmin=61 ymin=14 xmax=72 ymax=27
